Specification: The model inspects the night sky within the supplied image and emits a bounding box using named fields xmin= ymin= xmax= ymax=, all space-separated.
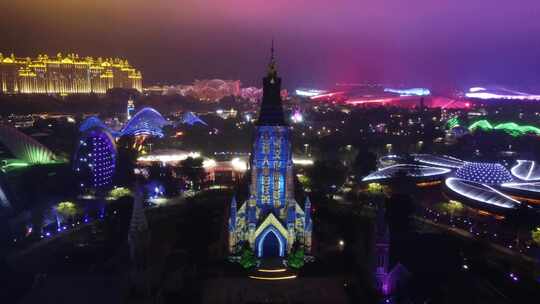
xmin=3 ymin=0 xmax=540 ymax=90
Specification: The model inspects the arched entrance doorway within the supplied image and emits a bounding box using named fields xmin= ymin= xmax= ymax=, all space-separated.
xmin=257 ymin=227 xmax=285 ymax=257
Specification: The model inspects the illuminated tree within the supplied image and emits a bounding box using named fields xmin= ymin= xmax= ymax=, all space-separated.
xmin=366 ymin=183 xmax=385 ymax=195
xmin=297 ymin=174 xmax=311 ymax=191
xmin=532 ymin=228 xmax=540 ymax=247
xmin=364 ymin=182 xmax=388 ymax=206
xmin=239 ymin=245 xmax=257 ymax=269
xmin=287 ymin=248 xmax=305 ymax=269
xmin=56 ymin=201 xmax=81 ymax=222
xmin=435 ymin=200 xmax=464 ymax=221
xmin=108 ymin=187 xmax=133 ymax=200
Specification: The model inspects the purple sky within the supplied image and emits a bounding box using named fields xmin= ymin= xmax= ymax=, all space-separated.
xmin=3 ymin=0 xmax=540 ymax=90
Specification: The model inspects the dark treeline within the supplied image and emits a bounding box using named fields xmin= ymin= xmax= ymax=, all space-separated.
xmin=0 ymin=89 xmax=227 ymax=117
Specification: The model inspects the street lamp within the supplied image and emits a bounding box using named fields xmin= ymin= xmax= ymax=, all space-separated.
xmin=338 ymin=239 xmax=345 ymax=251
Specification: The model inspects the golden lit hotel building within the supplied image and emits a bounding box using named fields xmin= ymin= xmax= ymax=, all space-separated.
xmin=0 ymin=53 xmax=142 ymax=95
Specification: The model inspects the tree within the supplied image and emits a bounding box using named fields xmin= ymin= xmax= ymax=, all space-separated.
xmin=114 ymin=136 xmax=138 ymax=187
xmin=179 ymin=157 xmax=206 ymax=190
xmin=287 ymin=248 xmax=305 ymax=269
xmin=365 ymin=182 xmax=387 ymax=196
xmin=388 ymin=167 xmax=417 ymax=196
xmin=56 ymin=201 xmax=81 ymax=222
xmin=239 ymin=244 xmax=257 ymax=269
xmin=108 ymin=187 xmax=133 ymax=200
xmin=353 ymin=150 xmax=377 ymax=181
xmin=505 ymin=204 xmax=537 ymax=248
xmin=307 ymin=160 xmax=347 ymax=199
xmin=434 ymin=200 xmax=464 ymax=221
xmin=532 ymin=227 xmax=540 ymax=247
xmin=385 ymin=193 xmax=415 ymax=239
xmin=162 ymin=167 xmax=180 ymax=196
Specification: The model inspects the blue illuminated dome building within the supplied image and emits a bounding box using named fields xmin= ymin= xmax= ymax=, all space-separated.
xmin=120 ymin=107 xmax=168 ymax=138
xmin=455 ymin=162 xmax=513 ymax=185
xmin=228 ymin=48 xmax=312 ymax=258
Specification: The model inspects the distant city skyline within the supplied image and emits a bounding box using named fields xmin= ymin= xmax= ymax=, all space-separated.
xmin=2 ymin=0 xmax=540 ymax=90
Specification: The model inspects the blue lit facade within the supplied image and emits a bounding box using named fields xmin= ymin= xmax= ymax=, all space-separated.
xmin=74 ymin=127 xmax=117 ymax=189
xmin=79 ymin=116 xmax=112 ymax=133
xmin=253 ymin=126 xmax=289 ymax=209
xmin=229 ymin=49 xmax=312 ymax=258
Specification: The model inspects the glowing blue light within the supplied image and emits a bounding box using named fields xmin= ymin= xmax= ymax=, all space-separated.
xmin=466 ymin=87 xmax=540 ymax=100
xmin=295 ymin=89 xmax=327 ymax=97
xmin=181 ymin=111 xmax=207 ymax=126
xmin=362 ymin=164 xmax=451 ymax=182
xmin=384 ymin=88 xmax=430 ymax=96
xmin=413 ymin=154 xmax=465 ymax=169
xmin=257 ymin=226 xmax=285 ymax=257
xmin=455 ymin=162 xmax=513 ymax=185
xmin=469 ymin=87 xmax=486 ymax=92
xmin=501 ymin=181 xmax=540 ymax=194
xmin=510 ymin=160 xmax=540 ymax=181
xmin=120 ymin=107 xmax=169 ymax=137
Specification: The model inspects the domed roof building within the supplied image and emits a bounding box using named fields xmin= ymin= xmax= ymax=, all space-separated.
xmin=455 ymin=162 xmax=513 ymax=185
xmin=120 ymin=107 xmax=168 ymax=137
xmin=73 ymin=127 xmax=117 ymax=189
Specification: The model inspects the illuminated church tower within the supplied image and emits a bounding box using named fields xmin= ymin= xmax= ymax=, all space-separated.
xmin=228 ymin=45 xmax=312 ymax=258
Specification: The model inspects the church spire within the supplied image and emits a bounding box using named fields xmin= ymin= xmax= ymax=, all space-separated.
xmin=257 ymin=40 xmax=286 ymax=126
xmin=268 ymin=39 xmax=277 ymax=78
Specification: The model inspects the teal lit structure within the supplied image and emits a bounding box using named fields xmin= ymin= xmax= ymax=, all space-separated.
xmin=0 ymin=125 xmax=57 ymax=165
xmin=228 ymin=47 xmax=312 ymax=258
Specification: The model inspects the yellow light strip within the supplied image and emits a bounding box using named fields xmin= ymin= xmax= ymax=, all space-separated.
xmin=417 ymin=180 xmax=442 ymax=187
xmin=257 ymin=268 xmax=287 ymax=273
xmin=509 ymin=195 xmax=540 ymax=205
xmin=248 ymin=275 xmax=297 ymax=281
